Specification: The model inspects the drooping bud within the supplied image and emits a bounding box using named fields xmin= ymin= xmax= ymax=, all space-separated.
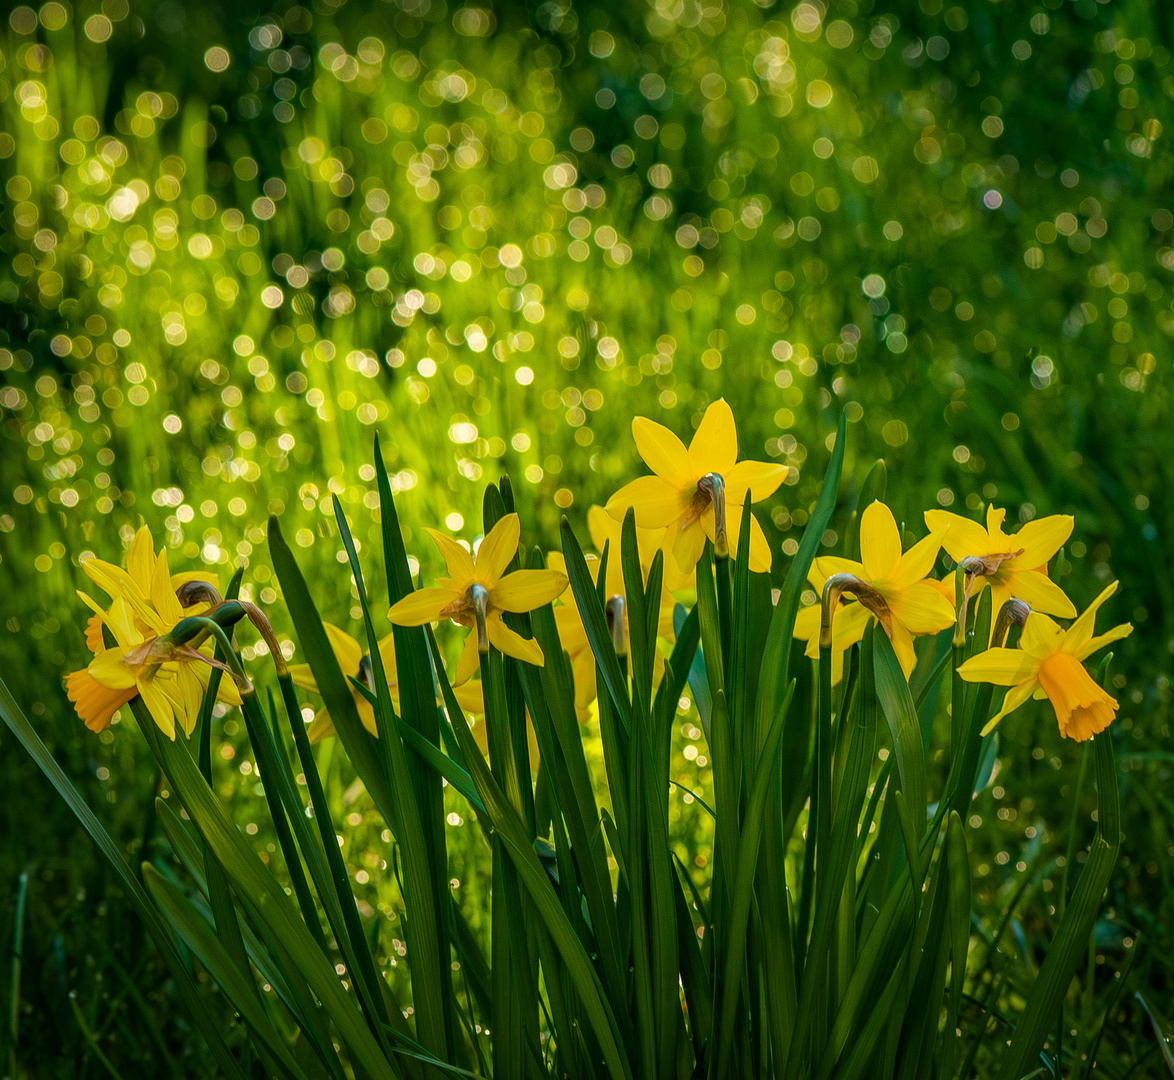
xmin=605 ymin=595 xmax=627 ymax=657
xmin=993 ymin=598 xmax=1031 ymax=648
xmin=698 ymin=472 xmax=728 ymax=558
xmin=820 ymin=571 xmax=892 ymax=649
xmin=470 ymin=583 xmax=491 ymax=653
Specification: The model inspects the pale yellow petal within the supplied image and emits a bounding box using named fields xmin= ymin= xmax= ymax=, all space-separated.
xmin=985 ymin=504 xmax=1008 ymax=543
xmin=288 ymin=663 xmax=319 ymax=695
xmin=486 ymin=615 xmax=545 ymax=667
xmin=308 ymin=706 xmax=337 ymax=744
xmin=891 ymin=527 xmax=947 ymax=588
xmin=1005 ymin=568 xmax=1076 ymax=619
xmin=1019 ymin=611 xmax=1065 ymax=661
xmin=474 ymin=513 xmax=521 ymax=584
xmin=388 ymin=586 xmax=459 ymax=626
xmin=88 ymin=648 xmax=137 ymax=690
xmin=138 ymin=677 xmax=178 ymax=740
xmin=452 ymin=680 xmax=485 ymax=717
xmin=746 ymin=512 xmax=773 ymax=573
xmin=688 ymin=398 xmax=738 ymax=478
xmin=859 ymin=501 xmax=902 ymax=582
xmin=725 ymin=460 xmax=787 ymax=506
xmin=1013 ymin=514 xmax=1073 ymax=568
xmin=607 ymin=476 xmax=692 ymax=531
xmin=979 ymin=678 xmax=1039 ymax=736
xmin=671 ymin=518 xmax=708 ymax=573
xmin=887 ymin=580 xmax=956 ymax=635
xmin=323 ymin=623 xmax=364 ymax=677
xmin=957 ymin=647 xmax=1039 ymax=686
xmin=375 ymin=632 xmax=399 ymax=682
xmin=1061 ymin=581 xmax=1119 ymax=654
xmin=888 ymin=620 xmax=917 ymax=679
xmin=1074 ymin=622 xmax=1133 ymax=662
xmin=632 ymin=416 xmax=694 ymax=490
xmin=925 ymin=510 xmax=993 ymax=563
xmin=425 ymin=528 xmax=477 ymax=588
xmin=808 ymin=556 xmax=866 ymax=590
xmin=587 ymin=505 xmax=621 ymax=554
xmin=127 ymin=525 xmax=155 ymax=590
xmin=493 ymin=569 xmax=568 ymax=613
xmin=150 ymin=546 xmax=185 ymax=627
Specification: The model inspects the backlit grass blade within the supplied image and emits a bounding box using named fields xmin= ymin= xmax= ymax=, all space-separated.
xmin=995 ymin=731 xmax=1120 ymax=1080
xmin=333 ymin=495 xmax=452 ymax=1065
xmin=0 ymin=678 xmax=250 ymax=1080
xmin=140 ymin=700 xmax=398 ymax=1079
xmin=143 ymin=864 xmax=310 ymax=1080
xmin=873 ymin=632 xmax=927 ymax=831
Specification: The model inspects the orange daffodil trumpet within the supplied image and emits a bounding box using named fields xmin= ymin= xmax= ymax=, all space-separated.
xmin=606 ymin=398 xmax=787 ymax=573
xmin=795 ymin=501 xmax=956 ymax=680
xmin=66 ymin=525 xmax=242 ymax=739
xmin=958 ymin=582 xmax=1132 ymax=741
xmin=388 ymin=513 xmax=566 ymax=673
xmin=925 ymin=504 xmax=1076 ymax=622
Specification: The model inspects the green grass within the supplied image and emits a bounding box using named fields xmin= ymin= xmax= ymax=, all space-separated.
xmin=1 ymin=0 xmax=1172 ymax=1074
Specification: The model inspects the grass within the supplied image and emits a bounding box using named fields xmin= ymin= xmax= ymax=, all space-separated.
xmin=0 ymin=0 xmax=1172 ymax=1074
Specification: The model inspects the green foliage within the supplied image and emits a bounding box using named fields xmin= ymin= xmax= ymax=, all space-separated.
xmin=0 ymin=0 xmax=1171 ymax=1073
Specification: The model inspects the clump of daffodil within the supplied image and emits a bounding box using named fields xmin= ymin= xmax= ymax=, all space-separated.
xmin=794 ymin=501 xmax=955 ymax=680
xmin=289 ymin=623 xmax=483 ymax=743
xmin=548 ymin=507 xmax=678 ymax=718
xmin=924 ymin=503 xmax=1076 ymax=620
xmin=388 ymin=513 xmax=566 ymax=671
xmin=958 ymin=582 xmax=1132 ymax=741
xmin=606 ymin=398 xmax=787 ymax=574
xmin=66 ymin=525 xmax=241 ymax=739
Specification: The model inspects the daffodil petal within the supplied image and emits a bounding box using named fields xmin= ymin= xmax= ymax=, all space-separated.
xmin=1005 ymin=568 xmax=1076 ymax=618
xmin=1019 ymin=611 xmax=1065 ymax=660
xmin=859 ymin=501 xmax=903 ymax=582
xmin=746 ymin=512 xmax=773 ymax=573
xmin=151 ymin=546 xmax=185 ymax=626
xmin=127 ymin=525 xmax=155 ymax=589
xmin=887 ymin=580 xmax=956 ymax=634
xmin=355 ymin=694 xmax=378 ymax=737
xmin=808 ymin=556 xmax=867 ymax=589
xmin=308 ymin=705 xmax=337 ymax=744
xmin=139 ymin=677 xmax=178 ymax=740
xmin=1061 ymin=580 xmax=1119 ymax=654
xmin=475 ymin=513 xmax=521 ymax=583
xmin=1074 ymin=622 xmax=1133 ymax=662
xmin=607 ymin=476 xmax=691 ymax=530
xmin=925 ymin=510 xmax=992 ymax=563
xmin=725 ymin=459 xmax=787 ymax=506
xmin=672 ymin=519 xmax=708 ymax=573
xmin=493 ymin=569 xmax=568 ymax=613
xmin=957 ymin=647 xmax=1038 ymax=686
xmin=985 ymin=504 xmax=1008 ymax=542
xmin=389 ymin=586 xmax=459 ymax=626
xmin=487 ymin=615 xmax=545 ymax=667
xmin=455 ymin=630 xmax=480 ymax=685
xmin=979 ymin=678 xmax=1039 ymax=736
xmin=322 ymin=622 xmax=364 ymax=676
xmin=426 ymin=528 xmax=477 ymax=587
xmin=688 ymin=398 xmax=738 ymax=478
xmin=587 ymin=505 xmax=620 ymax=553
xmin=1013 ymin=514 xmax=1073 ymax=568
xmin=89 ymin=648 xmax=137 ymax=689
xmin=888 ymin=620 xmax=917 ymax=678
xmin=891 ymin=527 xmax=947 ymax=588
xmin=288 ymin=662 xmax=319 ymax=694
xmin=452 ymin=680 xmax=485 ymax=717
xmin=632 ymin=416 xmax=694 ymax=489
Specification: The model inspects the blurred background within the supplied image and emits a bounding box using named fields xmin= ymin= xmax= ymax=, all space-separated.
xmin=1 ymin=0 xmax=1172 ymax=1072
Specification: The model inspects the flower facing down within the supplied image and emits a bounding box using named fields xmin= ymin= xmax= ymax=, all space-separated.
xmin=606 ymin=398 xmax=787 ymax=574
xmin=794 ymin=501 xmax=955 ymax=680
xmin=289 ymin=622 xmax=483 ymax=744
xmin=924 ymin=503 xmax=1076 ymax=619
xmin=388 ymin=513 xmax=566 ymax=672
xmin=957 ymin=581 xmax=1132 ymax=741
xmin=67 ymin=529 xmax=241 ymax=738
xmin=548 ymin=507 xmax=678 ymax=718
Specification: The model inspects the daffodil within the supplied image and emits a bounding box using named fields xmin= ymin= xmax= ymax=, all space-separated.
xmin=606 ymin=398 xmax=787 ymax=573
xmin=289 ymin=623 xmax=483 ymax=743
xmin=548 ymin=507 xmax=678 ymax=717
xmin=924 ymin=504 xmax=1075 ymax=619
xmin=67 ymin=528 xmax=241 ymax=738
xmin=957 ymin=582 xmax=1132 ymax=741
xmin=794 ymin=501 xmax=955 ymax=680
xmin=388 ymin=513 xmax=566 ymax=671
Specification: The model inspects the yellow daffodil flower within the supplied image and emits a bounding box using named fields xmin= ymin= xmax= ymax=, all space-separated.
xmin=289 ymin=623 xmax=483 ymax=743
xmin=794 ymin=501 xmax=955 ymax=680
xmin=924 ymin=504 xmax=1076 ymax=619
xmin=548 ymin=507 xmax=678 ymax=718
xmin=958 ymin=581 xmax=1132 ymax=741
xmin=67 ymin=524 xmax=240 ymax=738
xmin=388 ymin=513 xmax=566 ymax=671
xmin=606 ymin=398 xmax=787 ymax=574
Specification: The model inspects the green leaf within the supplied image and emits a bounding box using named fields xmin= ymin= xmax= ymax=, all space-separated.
xmin=0 ymin=679 xmax=249 ymax=1080
xmin=873 ymin=632 xmax=927 ymax=831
